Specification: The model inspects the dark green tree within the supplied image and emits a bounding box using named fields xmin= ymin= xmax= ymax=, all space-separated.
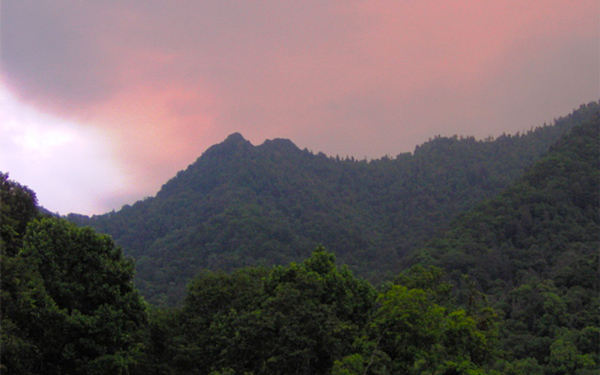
xmin=0 ymin=172 xmax=38 ymax=256
xmin=172 ymin=247 xmax=376 ymax=375
xmin=1 ymin=213 xmax=148 ymax=374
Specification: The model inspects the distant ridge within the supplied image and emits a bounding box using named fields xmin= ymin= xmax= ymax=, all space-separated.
xmin=69 ymin=102 xmax=599 ymax=306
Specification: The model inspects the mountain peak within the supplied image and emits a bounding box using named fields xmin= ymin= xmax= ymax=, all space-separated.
xmin=202 ymin=132 xmax=253 ymax=158
xmin=224 ymin=132 xmax=247 ymax=143
xmin=259 ymin=138 xmax=299 ymax=153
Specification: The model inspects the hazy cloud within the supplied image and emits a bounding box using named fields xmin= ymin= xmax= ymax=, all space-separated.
xmin=1 ymin=0 xmax=598 ymax=213
xmin=0 ymin=87 xmax=130 ymax=214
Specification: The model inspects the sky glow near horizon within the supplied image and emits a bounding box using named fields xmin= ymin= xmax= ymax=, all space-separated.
xmin=1 ymin=1 xmax=598 ymax=215
xmin=0 ymin=86 xmax=131 ymax=214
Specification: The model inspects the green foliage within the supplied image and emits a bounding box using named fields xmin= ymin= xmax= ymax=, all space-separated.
xmin=129 ymin=251 xmax=502 ymax=375
xmin=334 ymin=265 xmax=499 ymax=375
xmin=547 ymin=329 xmax=597 ymax=375
xmin=414 ymin=112 xmax=600 ymax=373
xmin=371 ymin=285 xmax=447 ymax=372
xmin=393 ymin=264 xmax=453 ymax=304
xmin=1 ymin=172 xmax=38 ymax=256
xmin=164 ymin=248 xmax=377 ymax=375
xmin=1 ymin=177 xmax=148 ymax=375
xmin=130 ymin=308 xmax=180 ymax=375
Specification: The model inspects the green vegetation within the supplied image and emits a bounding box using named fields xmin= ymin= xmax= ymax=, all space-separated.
xmin=413 ymin=111 xmax=599 ymax=373
xmin=2 ymin=102 xmax=598 ymax=374
xmin=1 ymin=173 xmax=148 ymax=375
xmin=131 ymin=251 xmax=499 ymax=375
xmin=3 ymin=176 xmax=498 ymax=373
xmin=70 ymin=102 xmax=598 ymax=306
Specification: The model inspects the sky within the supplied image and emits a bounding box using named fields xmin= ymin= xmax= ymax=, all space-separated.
xmin=1 ymin=1 xmax=598 ymax=215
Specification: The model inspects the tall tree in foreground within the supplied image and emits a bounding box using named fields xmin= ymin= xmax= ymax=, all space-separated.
xmin=1 ymin=173 xmax=148 ymax=375
xmin=0 ymin=172 xmax=38 ymax=256
xmin=170 ymin=247 xmax=377 ymax=375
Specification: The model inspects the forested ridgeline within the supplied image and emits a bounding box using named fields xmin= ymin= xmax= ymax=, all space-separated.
xmin=1 ymin=105 xmax=598 ymax=374
xmin=412 ymin=111 xmax=600 ymax=373
xmin=68 ymin=102 xmax=599 ymax=306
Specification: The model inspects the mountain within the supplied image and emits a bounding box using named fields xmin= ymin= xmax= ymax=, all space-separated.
xmin=412 ymin=111 xmax=599 ymax=373
xmin=69 ymin=102 xmax=599 ymax=306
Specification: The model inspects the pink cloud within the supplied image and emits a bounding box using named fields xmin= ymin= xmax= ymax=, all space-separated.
xmin=1 ymin=0 xmax=597 ymax=213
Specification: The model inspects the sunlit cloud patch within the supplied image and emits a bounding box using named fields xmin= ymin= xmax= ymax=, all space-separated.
xmin=0 ymin=86 xmax=130 ymax=215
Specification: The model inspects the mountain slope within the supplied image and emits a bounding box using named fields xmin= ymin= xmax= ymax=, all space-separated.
xmin=413 ymin=111 xmax=599 ymax=373
xmin=70 ymin=102 xmax=599 ymax=305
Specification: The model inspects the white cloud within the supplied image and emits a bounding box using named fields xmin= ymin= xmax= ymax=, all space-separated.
xmin=0 ymin=86 xmax=129 ymax=215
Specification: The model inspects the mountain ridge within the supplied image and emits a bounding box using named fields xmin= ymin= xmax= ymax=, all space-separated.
xmin=68 ymin=102 xmax=599 ymax=306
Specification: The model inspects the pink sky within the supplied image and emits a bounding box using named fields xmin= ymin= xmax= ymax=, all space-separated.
xmin=1 ymin=1 xmax=598 ymax=215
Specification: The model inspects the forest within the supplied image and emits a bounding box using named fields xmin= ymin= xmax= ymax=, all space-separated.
xmin=69 ymin=102 xmax=597 ymax=307
xmin=1 ymin=102 xmax=598 ymax=374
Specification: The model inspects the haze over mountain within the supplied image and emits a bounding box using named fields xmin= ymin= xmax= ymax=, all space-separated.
xmin=69 ymin=102 xmax=598 ymax=306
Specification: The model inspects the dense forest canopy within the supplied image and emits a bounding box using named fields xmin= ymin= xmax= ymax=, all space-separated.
xmin=0 ymin=182 xmax=500 ymax=374
xmin=412 ymin=112 xmax=600 ymax=374
xmin=1 ymin=102 xmax=598 ymax=374
xmin=69 ymin=102 xmax=598 ymax=306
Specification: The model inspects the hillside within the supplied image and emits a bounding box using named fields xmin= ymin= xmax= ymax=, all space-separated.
xmin=413 ymin=111 xmax=599 ymax=373
xmin=69 ymin=102 xmax=599 ymax=305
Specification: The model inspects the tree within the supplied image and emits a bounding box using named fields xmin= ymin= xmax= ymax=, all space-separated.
xmin=1 ymin=217 xmax=148 ymax=374
xmin=0 ymin=172 xmax=38 ymax=256
xmin=173 ymin=247 xmax=376 ymax=375
xmin=257 ymin=247 xmax=376 ymax=374
xmin=334 ymin=265 xmax=499 ymax=375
